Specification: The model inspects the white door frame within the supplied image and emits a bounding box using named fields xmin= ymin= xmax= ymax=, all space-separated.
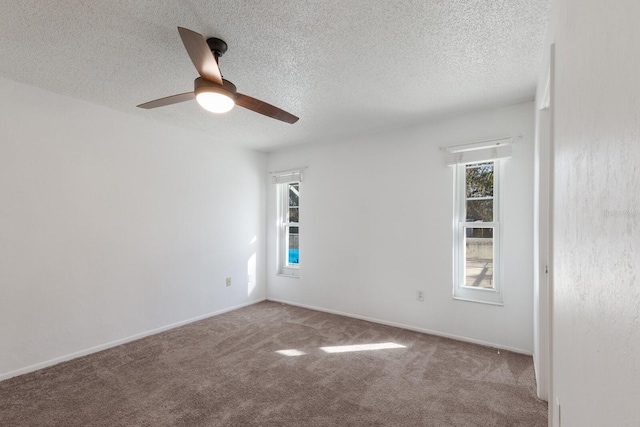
xmin=533 ymin=43 xmax=555 ymax=406
xmin=548 ymin=42 xmax=556 ymax=427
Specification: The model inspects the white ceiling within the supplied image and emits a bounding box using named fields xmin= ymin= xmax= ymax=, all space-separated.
xmin=0 ymin=0 xmax=549 ymax=152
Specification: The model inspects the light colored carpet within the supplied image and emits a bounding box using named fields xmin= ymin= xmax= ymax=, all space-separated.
xmin=0 ymin=301 xmax=547 ymax=426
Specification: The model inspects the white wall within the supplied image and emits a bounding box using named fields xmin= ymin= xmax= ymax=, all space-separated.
xmin=0 ymin=77 xmax=267 ymax=380
xmin=544 ymin=0 xmax=640 ymax=425
xmin=267 ymin=101 xmax=536 ymax=353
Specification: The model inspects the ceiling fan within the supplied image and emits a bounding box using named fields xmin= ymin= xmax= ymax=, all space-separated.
xmin=137 ymin=27 xmax=299 ymax=124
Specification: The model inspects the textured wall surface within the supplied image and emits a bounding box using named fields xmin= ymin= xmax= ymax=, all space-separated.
xmin=0 ymin=77 xmax=267 ymax=379
xmin=267 ymin=102 xmax=535 ymax=353
xmin=549 ymin=0 xmax=640 ymax=425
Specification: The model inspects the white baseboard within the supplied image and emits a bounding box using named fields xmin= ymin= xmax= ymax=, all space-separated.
xmin=267 ymin=298 xmax=532 ymax=356
xmin=0 ymin=298 xmax=266 ymax=382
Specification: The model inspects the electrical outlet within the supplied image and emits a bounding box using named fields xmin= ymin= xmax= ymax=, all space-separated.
xmin=226 ymin=277 xmax=231 ymax=287
xmin=416 ymin=290 xmax=424 ymax=302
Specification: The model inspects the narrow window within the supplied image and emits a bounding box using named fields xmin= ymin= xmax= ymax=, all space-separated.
xmin=283 ymin=182 xmax=300 ymax=269
xmin=273 ymin=170 xmax=302 ymax=277
xmin=454 ymin=160 xmax=502 ymax=304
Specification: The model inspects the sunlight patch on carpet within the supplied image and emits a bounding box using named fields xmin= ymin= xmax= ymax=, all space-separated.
xmin=276 ymin=349 xmax=307 ymax=356
xmin=320 ymin=342 xmax=406 ymax=353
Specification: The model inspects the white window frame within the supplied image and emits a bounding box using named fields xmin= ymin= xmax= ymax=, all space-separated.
xmin=453 ymin=160 xmax=503 ymax=305
xmin=277 ymin=180 xmax=300 ymax=277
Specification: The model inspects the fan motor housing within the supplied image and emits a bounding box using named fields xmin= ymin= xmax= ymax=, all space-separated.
xmin=194 ymin=77 xmax=237 ymax=99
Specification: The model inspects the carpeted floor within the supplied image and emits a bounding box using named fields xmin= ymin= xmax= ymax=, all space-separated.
xmin=0 ymin=301 xmax=547 ymax=426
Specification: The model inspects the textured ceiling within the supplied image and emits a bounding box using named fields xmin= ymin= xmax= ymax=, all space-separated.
xmin=0 ymin=0 xmax=549 ymax=152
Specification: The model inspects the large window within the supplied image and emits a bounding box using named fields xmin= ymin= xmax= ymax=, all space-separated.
xmin=274 ymin=171 xmax=301 ymax=277
xmin=454 ymin=160 xmax=502 ymax=304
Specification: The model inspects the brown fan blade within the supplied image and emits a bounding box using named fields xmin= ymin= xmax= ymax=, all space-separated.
xmin=235 ymin=93 xmax=299 ymax=124
xmin=137 ymin=92 xmax=195 ymax=109
xmin=177 ymin=27 xmax=223 ymax=85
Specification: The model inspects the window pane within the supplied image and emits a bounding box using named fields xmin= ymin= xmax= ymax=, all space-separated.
xmin=466 ymin=199 xmax=493 ymax=222
xmin=288 ymin=226 xmax=299 ymax=265
xmin=466 ymin=162 xmax=494 ymax=198
xmin=279 ymin=181 xmax=301 ymax=275
xmin=289 ymin=207 xmax=299 ymax=223
xmin=464 ymin=227 xmax=493 ymax=289
xmin=289 ymin=183 xmax=299 ymax=207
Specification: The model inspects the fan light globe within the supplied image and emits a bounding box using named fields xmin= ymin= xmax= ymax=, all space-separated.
xmin=196 ymin=91 xmax=235 ymax=113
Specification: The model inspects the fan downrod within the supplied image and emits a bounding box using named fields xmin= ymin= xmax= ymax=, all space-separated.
xmin=206 ymin=37 xmax=228 ymax=59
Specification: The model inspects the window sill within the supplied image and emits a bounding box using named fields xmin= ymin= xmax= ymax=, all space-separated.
xmin=453 ymin=296 xmax=504 ymax=306
xmin=277 ymin=272 xmax=299 ymax=279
